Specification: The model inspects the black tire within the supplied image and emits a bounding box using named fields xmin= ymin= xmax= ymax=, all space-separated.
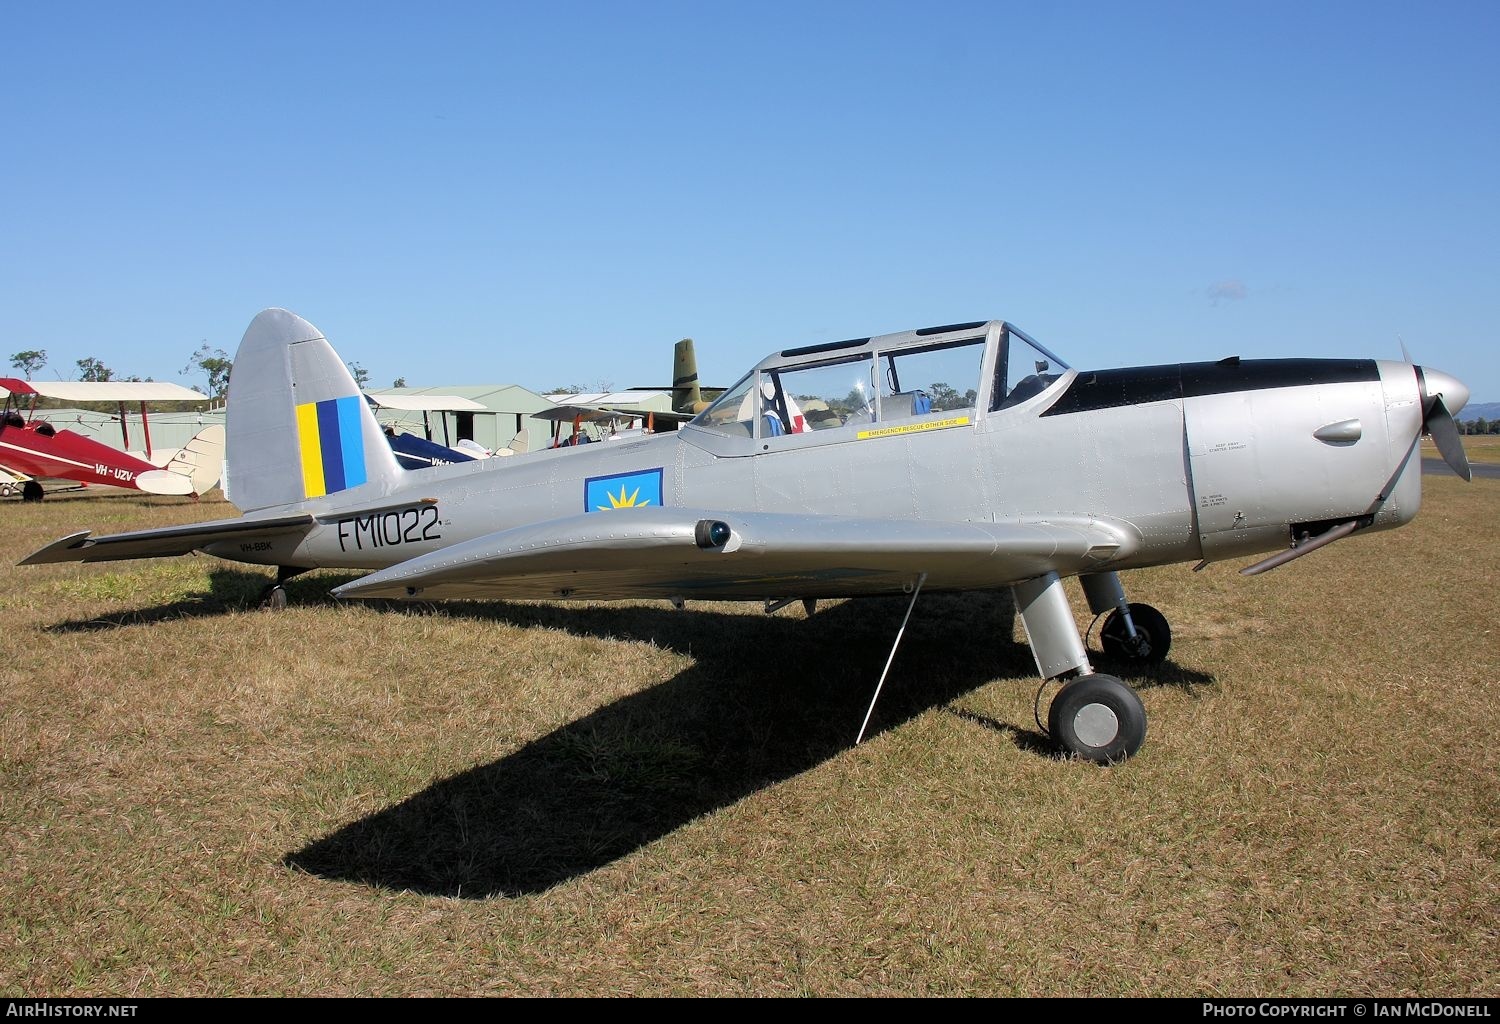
xmin=1048 ymin=674 xmax=1147 ymax=764
xmin=260 ymin=585 xmax=288 ymax=611
xmin=21 ymin=480 xmax=44 ymax=502
xmin=1100 ymin=602 xmax=1171 ymax=666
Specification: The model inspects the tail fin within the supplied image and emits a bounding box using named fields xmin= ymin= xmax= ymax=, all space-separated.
xmin=672 ymin=338 xmax=703 ymax=414
xmin=165 ymin=424 xmax=226 ymax=495
xmin=225 ymin=309 xmax=403 ymax=512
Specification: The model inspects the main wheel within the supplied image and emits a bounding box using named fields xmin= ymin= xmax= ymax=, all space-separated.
xmin=259 ymin=585 xmax=288 ymax=611
xmin=21 ymin=480 xmax=44 ymax=502
xmin=1048 ymin=674 xmax=1147 ymax=764
xmin=1100 ymin=602 xmax=1171 ymax=666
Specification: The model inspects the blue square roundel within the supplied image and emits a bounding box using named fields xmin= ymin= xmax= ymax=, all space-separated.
xmin=584 ymin=468 xmax=664 ymax=512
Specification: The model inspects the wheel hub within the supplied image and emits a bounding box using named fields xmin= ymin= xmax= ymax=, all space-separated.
xmin=1073 ymin=703 xmax=1120 ymax=748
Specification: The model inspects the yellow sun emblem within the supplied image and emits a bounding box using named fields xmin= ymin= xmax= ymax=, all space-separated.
xmin=599 ymin=486 xmax=651 ymax=510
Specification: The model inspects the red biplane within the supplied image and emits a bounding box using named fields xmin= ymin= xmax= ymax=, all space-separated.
xmin=0 ymin=378 xmax=223 ymax=501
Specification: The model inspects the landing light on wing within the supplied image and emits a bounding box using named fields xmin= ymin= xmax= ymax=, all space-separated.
xmin=694 ymin=520 xmax=731 ymax=548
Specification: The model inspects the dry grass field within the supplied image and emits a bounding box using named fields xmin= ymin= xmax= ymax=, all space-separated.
xmin=1455 ymin=434 xmax=1500 ymax=465
xmin=2 ymin=469 xmax=1496 ymax=996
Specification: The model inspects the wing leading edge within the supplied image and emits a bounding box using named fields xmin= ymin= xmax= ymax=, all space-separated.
xmin=332 ymin=507 xmax=1142 ymax=602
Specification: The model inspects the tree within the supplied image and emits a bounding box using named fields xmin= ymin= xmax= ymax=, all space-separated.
xmin=347 ymin=362 xmax=371 ymax=388
xmin=831 ymin=386 xmax=873 ymax=417
xmin=183 ymin=342 xmax=233 ymax=403
xmin=392 ymin=377 xmax=407 ymax=389
xmin=76 ymin=357 xmax=113 ymax=382
xmin=925 ymin=382 xmax=978 ymax=411
xmin=9 ymin=350 xmax=46 ymax=379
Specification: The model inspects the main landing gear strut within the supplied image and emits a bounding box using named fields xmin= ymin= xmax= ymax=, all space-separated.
xmin=1011 ymin=570 xmax=1171 ymax=764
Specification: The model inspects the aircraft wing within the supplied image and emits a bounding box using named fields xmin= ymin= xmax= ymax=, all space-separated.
xmin=533 ymin=404 xmax=637 ymax=424
xmin=597 ymin=405 xmax=696 ymax=425
xmin=332 ymin=507 xmax=1141 ymax=602
xmin=363 ymin=393 xmax=488 ymax=412
xmin=0 ymin=378 xmax=206 ymax=402
xmin=19 ymin=512 xmax=315 ymax=565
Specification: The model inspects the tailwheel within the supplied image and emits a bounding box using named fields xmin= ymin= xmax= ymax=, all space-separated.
xmin=1100 ymin=602 xmax=1171 ymax=666
xmin=1048 ymin=673 xmax=1147 ymax=764
xmin=259 ymin=567 xmax=307 ymax=610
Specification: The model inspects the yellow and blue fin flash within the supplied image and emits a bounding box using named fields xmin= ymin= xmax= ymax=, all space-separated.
xmin=297 ymin=395 xmax=369 ymax=498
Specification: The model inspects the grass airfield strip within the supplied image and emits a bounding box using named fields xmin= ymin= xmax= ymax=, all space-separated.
xmin=1 ymin=460 xmax=1496 ymax=996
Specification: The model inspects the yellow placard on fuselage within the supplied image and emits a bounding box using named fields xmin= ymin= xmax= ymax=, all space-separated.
xmin=856 ymin=415 xmax=971 ymax=441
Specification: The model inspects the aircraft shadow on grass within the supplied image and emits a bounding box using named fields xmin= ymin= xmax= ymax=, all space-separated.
xmin=47 ymin=566 xmax=1217 ymax=697
xmin=43 ymin=568 xmax=1211 ymax=897
xmin=263 ymin=582 xmax=1213 ymax=898
xmin=45 ymin=567 xmax=288 ymax=632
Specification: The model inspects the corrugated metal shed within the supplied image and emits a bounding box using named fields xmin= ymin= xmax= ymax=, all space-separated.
xmin=366 ymin=385 xmax=554 ymax=451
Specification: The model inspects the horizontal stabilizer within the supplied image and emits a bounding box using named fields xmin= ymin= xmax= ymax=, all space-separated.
xmin=134 ymin=469 xmax=196 ymax=496
xmin=20 ymin=512 xmax=314 ymax=565
xmin=333 ymin=507 xmax=1141 ymax=602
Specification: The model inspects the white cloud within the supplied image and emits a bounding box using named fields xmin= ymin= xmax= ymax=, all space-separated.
xmin=1207 ymin=280 xmax=1248 ymax=305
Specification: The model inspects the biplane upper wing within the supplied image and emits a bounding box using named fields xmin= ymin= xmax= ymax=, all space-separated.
xmin=331 ymin=507 xmax=1142 ymax=602
xmin=20 ymin=512 xmax=315 ymax=565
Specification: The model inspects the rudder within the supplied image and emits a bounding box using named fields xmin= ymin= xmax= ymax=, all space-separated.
xmin=225 ymin=309 xmax=402 ymax=511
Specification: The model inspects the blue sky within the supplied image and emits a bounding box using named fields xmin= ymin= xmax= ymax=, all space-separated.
xmin=3 ymin=2 xmax=1496 ymax=400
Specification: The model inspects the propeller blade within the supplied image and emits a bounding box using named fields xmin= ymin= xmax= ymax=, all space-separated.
xmin=1425 ymin=395 xmax=1472 ymax=482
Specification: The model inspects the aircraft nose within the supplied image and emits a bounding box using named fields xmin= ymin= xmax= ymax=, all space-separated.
xmin=1420 ymin=367 xmax=1470 ymax=416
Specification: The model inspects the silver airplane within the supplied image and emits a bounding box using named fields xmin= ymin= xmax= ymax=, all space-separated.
xmin=22 ymin=309 xmax=1473 ymax=764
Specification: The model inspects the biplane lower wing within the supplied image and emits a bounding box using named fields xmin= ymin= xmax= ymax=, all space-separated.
xmin=331 ymin=507 xmax=1142 ymax=602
